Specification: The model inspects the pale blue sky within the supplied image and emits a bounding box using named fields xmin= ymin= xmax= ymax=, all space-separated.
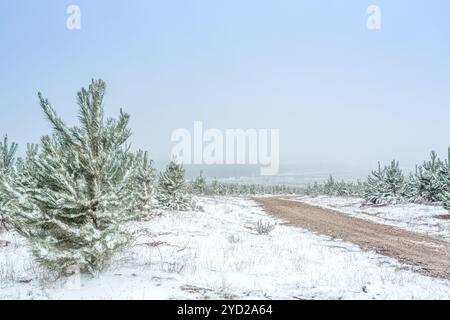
xmin=1 ymin=0 xmax=449 ymax=172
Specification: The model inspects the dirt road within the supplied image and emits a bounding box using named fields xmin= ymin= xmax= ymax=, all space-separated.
xmin=254 ymin=197 xmax=450 ymax=280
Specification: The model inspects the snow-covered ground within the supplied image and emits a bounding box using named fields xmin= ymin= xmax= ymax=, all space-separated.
xmin=1 ymin=197 xmax=450 ymax=300
xmin=294 ymin=196 xmax=450 ymax=241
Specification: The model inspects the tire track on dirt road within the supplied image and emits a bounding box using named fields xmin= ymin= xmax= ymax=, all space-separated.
xmin=254 ymin=197 xmax=450 ymax=280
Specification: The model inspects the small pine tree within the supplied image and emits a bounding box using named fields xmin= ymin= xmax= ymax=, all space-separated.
xmin=191 ymin=170 xmax=207 ymax=195
xmin=415 ymin=151 xmax=448 ymax=203
xmin=0 ymin=135 xmax=18 ymax=230
xmin=404 ymin=165 xmax=420 ymax=201
xmin=1 ymin=80 xmax=134 ymax=274
xmin=156 ymin=160 xmax=191 ymax=211
xmin=312 ymin=181 xmax=321 ymax=195
xmin=384 ymin=160 xmax=405 ymax=196
xmin=210 ymin=178 xmax=221 ymax=195
xmin=125 ymin=150 xmax=157 ymax=218
xmin=323 ymin=175 xmax=336 ymax=195
xmin=364 ymin=161 xmax=405 ymax=204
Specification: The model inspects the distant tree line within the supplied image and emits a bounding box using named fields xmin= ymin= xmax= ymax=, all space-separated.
xmin=188 ymin=149 xmax=450 ymax=211
xmin=188 ymin=171 xmax=303 ymax=196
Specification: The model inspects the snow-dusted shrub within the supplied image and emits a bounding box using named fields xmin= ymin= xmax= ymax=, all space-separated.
xmin=156 ymin=160 xmax=191 ymax=211
xmin=254 ymin=220 xmax=276 ymax=235
xmin=0 ymin=80 xmax=135 ymax=274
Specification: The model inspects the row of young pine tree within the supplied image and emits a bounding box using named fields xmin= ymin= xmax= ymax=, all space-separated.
xmin=303 ymin=150 xmax=450 ymax=210
xmin=187 ymin=150 xmax=450 ymax=210
xmin=0 ymin=80 xmax=191 ymax=274
xmin=188 ymin=172 xmax=303 ymax=196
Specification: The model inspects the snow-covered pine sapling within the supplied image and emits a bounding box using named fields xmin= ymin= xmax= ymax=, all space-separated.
xmin=365 ymin=160 xmax=405 ymax=205
xmin=384 ymin=160 xmax=405 ymax=197
xmin=156 ymin=160 xmax=191 ymax=211
xmin=323 ymin=175 xmax=336 ymax=195
xmin=404 ymin=166 xmax=420 ymax=202
xmin=1 ymin=80 xmax=134 ymax=274
xmin=125 ymin=150 xmax=157 ymax=219
xmin=416 ymin=151 xmax=449 ymax=203
xmin=0 ymin=135 xmax=18 ymax=230
xmin=365 ymin=162 xmax=390 ymax=204
xmin=191 ymin=170 xmax=207 ymax=195
xmin=364 ymin=162 xmax=384 ymax=204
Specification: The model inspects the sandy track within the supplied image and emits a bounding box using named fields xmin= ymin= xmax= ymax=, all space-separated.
xmin=254 ymin=197 xmax=450 ymax=280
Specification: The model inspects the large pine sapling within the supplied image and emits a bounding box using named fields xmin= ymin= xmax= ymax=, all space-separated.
xmin=1 ymin=80 xmax=135 ymax=274
xmin=0 ymin=135 xmax=18 ymax=230
xmin=156 ymin=160 xmax=191 ymax=211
